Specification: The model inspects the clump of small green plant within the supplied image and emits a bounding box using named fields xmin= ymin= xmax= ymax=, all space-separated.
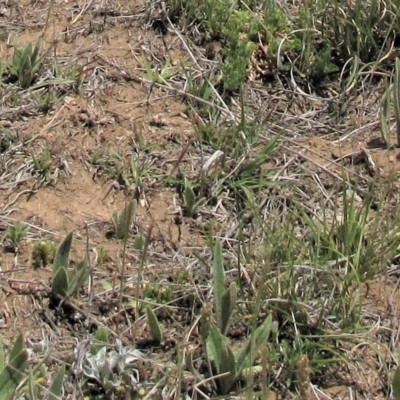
xmin=32 ymin=240 xmax=56 ymax=270
xmin=1 ymin=38 xmax=44 ymax=88
xmin=51 ymin=232 xmax=89 ymax=298
xmin=5 ymin=222 xmax=29 ymax=253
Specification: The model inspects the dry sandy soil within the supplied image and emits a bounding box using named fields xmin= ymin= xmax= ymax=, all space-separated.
xmin=0 ymin=1 xmax=400 ymax=399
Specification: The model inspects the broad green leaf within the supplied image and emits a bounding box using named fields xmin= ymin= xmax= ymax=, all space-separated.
xmin=0 ymin=335 xmax=28 ymax=400
xmin=53 ymin=232 xmax=73 ymax=276
xmin=212 ymin=238 xmax=225 ymax=332
xmin=146 ymin=306 xmax=163 ymax=344
xmin=0 ymin=336 xmax=4 ymax=371
xmin=31 ymin=39 xmax=42 ymax=64
xmin=393 ymin=363 xmax=400 ymax=400
xmin=184 ymin=179 xmax=196 ymax=213
xmin=113 ymin=200 xmax=136 ymax=240
xmin=218 ymin=339 xmax=236 ymax=395
xmin=100 ymin=279 xmax=112 ymax=291
xmin=235 ymin=314 xmax=272 ymax=377
xmin=67 ymin=257 xmax=88 ymax=296
xmin=133 ymin=234 xmax=144 ymax=252
xmin=206 ymin=323 xmax=225 ymax=374
xmin=8 ymin=334 xmax=24 ymax=362
xmin=394 ymin=58 xmax=400 ymax=147
xmin=221 ymin=282 xmax=237 ymax=335
xmin=94 ymin=327 xmax=109 ymax=344
xmin=48 ymin=363 xmax=65 ymax=400
xmin=51 ymin=266 xmax=68 ymax=297
xmin=90 ymin=327 xmax=109 ymax=355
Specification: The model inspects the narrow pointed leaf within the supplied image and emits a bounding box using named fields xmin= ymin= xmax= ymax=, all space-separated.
xmin=52 ymin=266 xmax=68 ymax=297
xmin=236 ymin=314 xmax=272 ymax=377
xmin=28 ymin=369 xmax=37 ymax=400
xmin=393 ymin=363 xmax=400 ymax=400
xmin=146 ymin=306 xmax=163 ymax=344
xmin=31 ymin=38 xmax=42 ymax=64
xmin=0 ymin=335 xmax=28 ymax=399
xmin=8 ymin=334 xmax=24 ymax=362
xmin=206 ymin=323 xmax=225 ymax=374
xmin=0 ymin=337 xmax=4 ymax=371
xmin=48 ymin=363 xmax=65 ymax=400
xmin=212 ymin=237 xmax=225 ymax=331
xmin=221 ymin=282 xmax=237 ymax=335
xmin=218 ymin=340 xmax=236 ymax=395
xmin=53 ymin=232 xmax=73 ymax=276
xmin=67 ymin=257 xmax=88 ymax=296
xmin=94 ymin=327 xmax=109 ymax=344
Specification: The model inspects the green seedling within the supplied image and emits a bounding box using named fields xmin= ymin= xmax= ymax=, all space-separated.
xmin=51 ymin=232 xmax=89 ymax=298
xmin=5 ymin=222 xmax=29 ymax=253
xmin=0 ymin=334 xmax=28 ymax=400
xmin=183 ymin=178 xmax=206 ymax=218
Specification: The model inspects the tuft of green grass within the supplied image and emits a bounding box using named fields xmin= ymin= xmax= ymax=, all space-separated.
xmin=6 ymin=222 xmax=29 ymax=253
